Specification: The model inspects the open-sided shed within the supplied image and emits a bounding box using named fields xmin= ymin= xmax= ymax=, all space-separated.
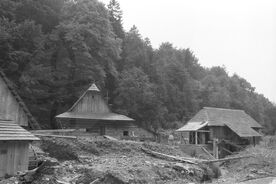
xmin=0 ymin=120 xmax=39 ymax=177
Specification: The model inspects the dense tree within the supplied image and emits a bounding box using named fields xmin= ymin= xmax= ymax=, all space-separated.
xmin=107 ymin=0 xmax=124 ymax=39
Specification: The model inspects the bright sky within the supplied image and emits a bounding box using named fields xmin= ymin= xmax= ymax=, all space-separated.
xmin=100 ymin=0 xmax=276 ymax=103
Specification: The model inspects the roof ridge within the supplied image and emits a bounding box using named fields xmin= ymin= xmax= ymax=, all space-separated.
xmin=203 ymin=107 xmax=244 ymax=112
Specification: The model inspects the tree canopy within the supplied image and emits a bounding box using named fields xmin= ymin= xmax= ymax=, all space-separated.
xmin=0 ymin=0 xmax=275 ymax=133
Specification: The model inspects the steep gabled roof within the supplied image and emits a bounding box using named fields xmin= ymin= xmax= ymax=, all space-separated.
xmin=56 ymin=83 xmax=134 ymax=122
xmin=0 ymin=70 xmax=40 ymax=129
xmin=0 ymin=120 xmax=40 ymax=141
xmin=189 ymin=107 xmax=262 ymax=128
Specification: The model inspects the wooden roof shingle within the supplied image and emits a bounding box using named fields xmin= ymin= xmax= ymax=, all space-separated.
xmin=178 ymin=107 xmax=262 ymax=138
xmin=189 ymin=107 xmax=262 ymax=128
xmin=0 ymin=120 xmax=40 ymax=141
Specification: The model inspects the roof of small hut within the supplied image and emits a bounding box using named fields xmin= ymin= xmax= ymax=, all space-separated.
xmin=0 ymin=120 xmax=40 ymax=141
xmin=0 ymin=70 xmax=40 ymax=130
xmin=177 ymin=107 xmax=262 ymax=137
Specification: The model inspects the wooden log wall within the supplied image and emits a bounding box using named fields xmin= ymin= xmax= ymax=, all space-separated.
xmin=0 ymin=141 xmax=29 ymax=177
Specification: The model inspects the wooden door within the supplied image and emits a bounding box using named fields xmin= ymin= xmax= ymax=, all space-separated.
xmin=100 ymin=125 xmax=105 ymax=135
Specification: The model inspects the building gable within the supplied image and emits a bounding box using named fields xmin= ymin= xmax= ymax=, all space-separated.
xmin=69 ymin=90 xmax=110 ymax=114
xmin=0 ymin=71 xmax=40 ymax=129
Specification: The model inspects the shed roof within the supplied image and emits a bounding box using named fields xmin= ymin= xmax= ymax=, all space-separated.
xmin=0 ymin=70 xmax=40 ymax=129
xmin=56 ymin=112 xmax=134 ymax=121
xmin=189 ymin=107 xmax=262 ymax=128
xmin=225 ymin=122 xmax=262 ymax=137
xmin=0 ymin=120 xmax=40 ymax=141
xmin=176 ymin=121 xmax=208 ymax=132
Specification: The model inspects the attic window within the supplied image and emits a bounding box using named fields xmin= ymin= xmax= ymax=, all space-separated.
xmin=123 ymin=131 xmax=129 ymax=136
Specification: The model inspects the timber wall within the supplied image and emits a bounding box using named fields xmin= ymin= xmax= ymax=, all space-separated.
xmin=0 ymin=141 xmax=29 ymax=177
xmin=0 ymin=77 xmax=28 ymax=126
xmin=71 ymin=92 xmax=110 ymax=113
xmin=59 ymin=119 xmax=155 ymax=140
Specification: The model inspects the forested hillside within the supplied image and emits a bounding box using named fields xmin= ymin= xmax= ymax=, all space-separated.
xmin=0 ymin=0 xmax=275 ymax=133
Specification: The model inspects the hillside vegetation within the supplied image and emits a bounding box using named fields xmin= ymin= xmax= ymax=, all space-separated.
xmin=0 ymin=0 xmax=275 ymax=132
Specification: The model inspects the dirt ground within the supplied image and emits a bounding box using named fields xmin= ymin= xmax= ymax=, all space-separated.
xmin=211 ymin=137 xmax=276 ymax=184
xmin=2 ymin=136 xmax=276 ymax=184
xmin=0 ymin=137 xmax=219 ymax=184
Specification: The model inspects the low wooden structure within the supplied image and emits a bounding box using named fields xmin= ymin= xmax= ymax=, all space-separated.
xmin=176 ymin=107 xmax=263 ymax=158
xmin=0 ymin=70 xmax=40 ymax=129
xmin=0 ymin=120 xmax=39 ymax=177
xmin=56 ymin=83 xmax=156 ymax=140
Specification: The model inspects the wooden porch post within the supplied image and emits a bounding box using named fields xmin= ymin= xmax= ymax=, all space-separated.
xmin=213 ymin=138 xmax=219 ymax=159
xmin=195 ymin=131 xmax=198 ymax=145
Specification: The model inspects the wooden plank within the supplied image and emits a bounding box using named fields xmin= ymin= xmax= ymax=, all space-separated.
xmin=141 ymin=147 xmax=203 ymax=164
xmin=34 ymin=134 xmax=77 ymax=139
xmin=103 ymin=135 xmax=118 ymax=141
xmin=30 ymin=129 xmax=76 ymax=133
xmin=202 ymin=155 xmax=253 ymax=163
xmin=201 ymin=146 xmax=216 ymax=159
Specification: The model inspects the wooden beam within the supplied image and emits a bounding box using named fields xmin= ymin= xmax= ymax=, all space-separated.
xmin=141 ymin=147 xmax=206 ymax=164
xmin=201 ymin=146 xmax=216 ymax=159
xmin=202 ymin=155 xmax=253 ymax=163
xmin=30 ymin=129 xmax=76 ymax=133
xmin=33 ymin=134 xmax=77 ymax=139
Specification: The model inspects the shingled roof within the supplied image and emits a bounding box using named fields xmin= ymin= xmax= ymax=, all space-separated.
xmin=0 ymin=70 xmax=41 ymax=129
xmin=189 ymin=107 xmax=262 ymax=128
xmin=177 ymin=107 xmax=262 ymax=137
xmin=0 ymin=120 xmax=40 ymax=141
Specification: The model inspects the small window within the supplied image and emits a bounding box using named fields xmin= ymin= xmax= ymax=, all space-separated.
xmin=123 ymin=131 xmax=129 ymax=136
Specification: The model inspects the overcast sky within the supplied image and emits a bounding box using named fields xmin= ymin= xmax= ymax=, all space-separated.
xmin=100 ymin=0 xmax=276 ymax=103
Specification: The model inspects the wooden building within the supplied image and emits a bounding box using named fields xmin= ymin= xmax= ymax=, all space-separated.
xmin=177 ymin=107 xmax=262 ymax=145
xmin=176 ymin=107 xmax=262 ymax=157
xmin=0 ymin=119 xmax=39 ymax=178
xmin=56 ymin=84 xmax=156 ymax=140
xmin=0 ymin=70 xmax=40 ymax=129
